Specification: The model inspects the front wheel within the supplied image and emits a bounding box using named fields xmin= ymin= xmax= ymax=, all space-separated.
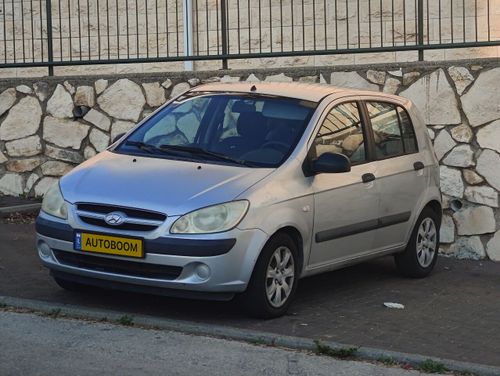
xmin=241 ymin=233 xmax=300 ymax=319
xmin=395 ymin=207 xmax=440 ymax=278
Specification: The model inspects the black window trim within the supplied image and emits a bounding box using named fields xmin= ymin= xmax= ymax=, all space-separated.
xmin=361 ymin=99 xmax=420 ymax=162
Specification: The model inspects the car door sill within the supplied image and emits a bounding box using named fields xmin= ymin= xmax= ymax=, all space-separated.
xmin=303 ymin=243 xmax=406 ymax=277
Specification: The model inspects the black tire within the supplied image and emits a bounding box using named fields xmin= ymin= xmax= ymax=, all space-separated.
xmin=395 ymin=207 xmax=440 ymax=278
xmin=241 ymin=233 xmax=300 ymax=319
xmin=53 ymin=277 xmax=90 ymax=292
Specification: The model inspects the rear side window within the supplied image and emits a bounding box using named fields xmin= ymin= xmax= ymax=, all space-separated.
xmin=313 ymin=102 xmax=366 ymax=165
xmin=366 ymin=102 xmax=418 ymax=159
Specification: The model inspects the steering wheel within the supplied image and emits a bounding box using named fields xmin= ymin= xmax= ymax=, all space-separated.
xmin=261 ymin=141 xmax=290 ymax=154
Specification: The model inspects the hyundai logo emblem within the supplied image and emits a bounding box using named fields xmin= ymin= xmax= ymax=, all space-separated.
xmin=104 ymin=211 xmax=126 ymax=226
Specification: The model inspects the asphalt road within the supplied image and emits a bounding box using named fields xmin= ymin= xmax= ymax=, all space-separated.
xmin=1 ymin=223 xmax=500 ymax=367
xmin=0 ymin=310 xmax=437 ymax=376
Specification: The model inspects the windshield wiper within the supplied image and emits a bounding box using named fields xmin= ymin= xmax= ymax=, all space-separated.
xmin=124 ymin=141 xmax=160 ymax=154
xmin=159 ymin=144 xmax=255 ymax=167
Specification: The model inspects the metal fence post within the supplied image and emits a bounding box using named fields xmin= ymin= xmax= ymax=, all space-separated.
xmin=417 ymin=0 xmax=424 ymax=61
xmin=45 ymin=0 xmax=54 ymax=76
xmin=220 ymin=0 xmax=228 ymax=69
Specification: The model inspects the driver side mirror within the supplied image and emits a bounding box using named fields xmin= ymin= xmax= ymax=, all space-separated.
xmin=112 ymin=133 xmax=126 ymax=144
xmin=310 ymin=152 xmax=351 ymax=174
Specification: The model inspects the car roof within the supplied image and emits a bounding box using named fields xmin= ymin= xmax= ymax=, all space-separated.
xmin=190 ymin=82 xmax=403 ymax=103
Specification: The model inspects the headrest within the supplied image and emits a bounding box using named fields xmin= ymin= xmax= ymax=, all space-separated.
xmin=236 ymin=112 xmax=268 ymax=140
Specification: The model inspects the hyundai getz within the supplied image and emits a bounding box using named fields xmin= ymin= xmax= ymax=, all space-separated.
xmin=36 ymin=82 xmax=441 ymax=318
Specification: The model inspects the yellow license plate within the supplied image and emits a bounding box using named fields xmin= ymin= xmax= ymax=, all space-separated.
xmin=74 ymin=232 xmax=144 ymax=258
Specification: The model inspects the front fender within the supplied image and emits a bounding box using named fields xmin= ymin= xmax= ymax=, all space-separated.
xmin=238 ymin=195 xmax=314 ymax=276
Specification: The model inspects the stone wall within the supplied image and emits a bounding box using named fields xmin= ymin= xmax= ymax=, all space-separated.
xmin=0 ymin=59 xmax=498 ymax=260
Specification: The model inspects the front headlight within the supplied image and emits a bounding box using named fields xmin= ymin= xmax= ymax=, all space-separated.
xmin=170 ymin=201 xmax=249 ymax=234
xmin=41 ymin=183 xmax=68 ymax=219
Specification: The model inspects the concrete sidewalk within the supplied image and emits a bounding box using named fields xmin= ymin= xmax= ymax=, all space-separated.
xmin=1 ymin=223 xmax=500 ymax=368
xmin=0 ymin=310 xmax=439 ymax=376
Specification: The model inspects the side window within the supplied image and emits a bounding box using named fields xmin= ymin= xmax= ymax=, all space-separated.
xmin=398 ymin=106 xmax=418 ymax=154
xmin=367 ymin=101 xmax=404 ymax=159
xmin=313 ymin=102 xmax=366 ymax=165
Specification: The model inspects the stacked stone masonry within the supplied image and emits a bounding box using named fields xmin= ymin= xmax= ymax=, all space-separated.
xmin=0 ymin=60 xmax=499 ymax=261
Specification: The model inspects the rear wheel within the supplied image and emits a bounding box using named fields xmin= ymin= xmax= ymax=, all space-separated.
xmin=241 ymin=233 xmax=299 ymax=318
xmin=395 ymin=207 xmax=440 ymax=278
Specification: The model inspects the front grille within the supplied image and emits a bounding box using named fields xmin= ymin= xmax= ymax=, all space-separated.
xmin=79 ymin=217 xmax=158 ymax=232
xmin=53 ymin=250 xmax=182 ymax=280
xmin=75 ymin=203 xmax=166 ymax=232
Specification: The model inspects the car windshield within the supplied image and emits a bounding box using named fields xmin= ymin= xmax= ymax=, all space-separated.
xmin=114 ymin=93 xmax=317 ymax=168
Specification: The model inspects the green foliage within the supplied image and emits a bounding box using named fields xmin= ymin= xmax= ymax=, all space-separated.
xmin=117 ymin=315 xmax=134 ymax=326
xmin=313 ymin=340 xmax=358 ymax=359
xmin=420 ymin=359 xmax=448 ymax=373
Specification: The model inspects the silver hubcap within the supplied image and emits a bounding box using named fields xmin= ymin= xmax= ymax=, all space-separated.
xmin=266 ymin=246 xmax=295 ymax=308
xmin=416 ymin=218 xmax=437 ymax=268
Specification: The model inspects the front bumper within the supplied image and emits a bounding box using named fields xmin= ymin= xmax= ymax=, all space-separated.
xmin=36 ymin=211 xmax=268 ymax=298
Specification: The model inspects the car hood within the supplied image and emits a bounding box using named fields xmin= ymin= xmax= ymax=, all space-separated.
xmin=60 ymin=151 xmax=273 ymax=216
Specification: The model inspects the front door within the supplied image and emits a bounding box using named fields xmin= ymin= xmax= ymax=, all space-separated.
xmin=308 ymin=100 xmax=380 ymax=269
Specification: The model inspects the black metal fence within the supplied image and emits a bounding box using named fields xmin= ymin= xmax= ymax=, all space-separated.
xmin=0 ymin=0 xmax=499 ymax=74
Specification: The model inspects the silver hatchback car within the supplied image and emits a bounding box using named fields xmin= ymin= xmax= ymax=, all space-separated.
xmin=36 ymin=82 xmax=441 ymax=318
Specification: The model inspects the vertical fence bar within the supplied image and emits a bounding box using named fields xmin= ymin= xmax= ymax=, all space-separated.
xmin=21 ymin=0 xmax=25 ymax=62
xmin=379 ymin=0 xmax=382 ymax=47
xmin=417 ymin=0 xmax=424 ymax=60
xmin=58 ymin=0 xmax=62 ymax=60
xmin=247 ymin=0 xmax=251 ymax=53
xmin=368 ymin=0 xmax=371 ymax=48
xmin=474 ymin=0 xmax=477 ymax=42
xmin=279 ymin=0 xmax=283 ymax=52
xmin=312 ymin=0 xmax=316 ymax=50
xmin=3 ymin=0 xmax=7 ymax=63
xmin=45 ymin=0 xmax=54 ymax=75
xmin=268 ymin=0 xmax=272 ymax=52
xmin=462 ymin=0 xmax=465 ymax=42
xmin=87 ymin=0 xmax=91 ymax=59
xmin=39 ymin=0 xmax=44 ymax=61
xmin=125 ymin=0 xmax=130 ymax=58
xmin=68 ymin=0 xmax=73 ymax=60
xmin=220 ymin=0 xmax=228 ymax=68
xmin=291 ymin=0 xmax=294 ymax=51
xmin=487 ymin=0 xmax=490 ymax=41
xmin=238 ymin=0 xmax=242 ymax=54
xmin=426 ymin=0 xmax=429 ymax=44
xmin=11 ymin=0 xmax=16 ymax=63
xmin=345 ymin=0 xmax=349 ymax=48
xmin=204 ymin=0 xmax=209 ymax=55
xmin=323 ymin=0 xmax=327 ymax=49
xmin=96 ymin=0 xmax=100 ymax=59
xmin=403 ymin=0 xmax=406 ymax=46
xmin=215 ymin=0 xmax=219 ymax=54
xmin=31 ymin=0 xmax=35 ymax=62
xmin=450 ymin=0 xmax=453 ymax=43
xmin=438 ymin=0 xmax=441 ymax=43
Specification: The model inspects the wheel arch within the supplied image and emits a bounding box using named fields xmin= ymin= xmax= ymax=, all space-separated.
xmin=423 ymin=199 xmax=443 ymax=226
xmin=270 ymin=226 xmax=305 ymax=276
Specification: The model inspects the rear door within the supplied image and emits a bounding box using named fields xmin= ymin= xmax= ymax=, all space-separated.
xmin=308 ymin=99 xmax=380 ymax=269
xmin=361 ymin=100 xmax=427 ymax=251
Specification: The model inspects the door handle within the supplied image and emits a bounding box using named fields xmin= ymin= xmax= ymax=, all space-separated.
xmin=413 ymin=161 xmax=425 ymax=171
xmin=362 ymin=173 xmax=376 ymax=183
